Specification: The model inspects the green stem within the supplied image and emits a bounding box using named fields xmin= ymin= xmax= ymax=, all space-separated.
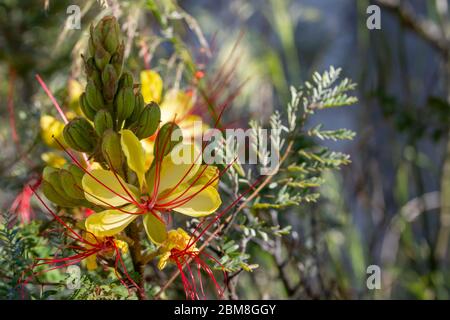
xmin=127 ymin=220 xmax=147 ymax=300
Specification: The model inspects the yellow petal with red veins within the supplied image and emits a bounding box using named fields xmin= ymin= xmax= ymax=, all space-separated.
xmin=147 ymin=143 xmax=201 ymax=196
xmin=82 ymin=169 xmax=139 ymax=207
xmin=161 ymin=184 xmax=221 ymax=217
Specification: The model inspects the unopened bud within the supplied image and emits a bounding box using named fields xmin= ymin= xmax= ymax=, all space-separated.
xmin=115 ymin=87 xmax=135 ymax=125
xmin=101 ymin=129 xmax=124 ymax=172
xmin=153 ymin=122 xmax=182 ymax=157
xmin=63 ymin=117 xmax=98 ymax=153
xmin=134 ymin=102 xmax=161 ymax=140
xmin=94 ymin=109 xmax=113 ymax=136
xmin=85 ymin=80 xmax=104 ymax=111
xmin=101 ymin=64 xmax=118 ymax=102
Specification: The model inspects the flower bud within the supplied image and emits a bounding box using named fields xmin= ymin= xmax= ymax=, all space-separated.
xmin=85 ymin=80 xmax=104 ymax=111
xmin=46 ymin=171 xmax=78 ymax=206
xmin=111 ymin=42 xmax=125 ymax=76
xmin=68 ymin=164 xmax=84 ymax=183
xmin=84 ymin=57 xmax=102 ymax=87
xmin=59 ymin=169 xmax=85 ymax=200
xmin=119 ymin=71 xmax=134 ymax=89
xmin=43 ymin=166 xmax=58 ymax=182
xmin=94 ymin=16 xmax=121 ymax=54
xmin=154 ymin=122 xmax=182 ymax=157
xmin=79 ymin=93 xmax=96 ymax=121
xmin=94 ymin=45 xmax=111 ymax=71
xmin=115 ymin=87 xmax=135 ymax=125
xmin=42 ymin=180 xmax=76 ymax=208
xmin=101 ymin=64 xmax=118 ymax=102
xmin=101 ymin=129 xmax=124 ymax=172
xmin=127 ymin=92 xmax=145 ymax=126
xmin=63 ymin=117 xmax=98 ymax=153
xmin=134 ymin=102 xmax=161 ymax=140
xmin=94 ymin=109 xmax=113 ymax=136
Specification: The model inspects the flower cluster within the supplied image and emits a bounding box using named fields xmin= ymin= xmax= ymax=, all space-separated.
xmin=32 ymin=16 xmax=226 ymax=299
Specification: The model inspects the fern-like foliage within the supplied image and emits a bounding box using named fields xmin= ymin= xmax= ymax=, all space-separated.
xmin=203 ymin=66 xmax=357 ymax=287
xmin=0 ymin=211 xmax=30 ymax=299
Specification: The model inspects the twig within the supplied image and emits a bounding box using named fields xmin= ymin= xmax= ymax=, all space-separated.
xmin=375 ymin=0 xmax=448 ymax=56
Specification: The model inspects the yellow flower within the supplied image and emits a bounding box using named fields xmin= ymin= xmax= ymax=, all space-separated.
xmin=157 ymin=228 xmax=198 ymax=270
xmin=83 ymin=130 xmax=221 ymax=245
xmin=67 ymin=79 xmax=84 ymax=115
xmin=83 ymin=232 xmax=128 ymax=271
xmin=140 ymin=70 xmax=207 ymax=168
xmin=40 ymin=115 xmax=67 ymax=149
xmin=140 ymin=70 xmax=163 ymax=104
xmin=40 ymin=112 xmax=77 ymax=149
xmin=41 ymin=151 xmax=66 ymax=168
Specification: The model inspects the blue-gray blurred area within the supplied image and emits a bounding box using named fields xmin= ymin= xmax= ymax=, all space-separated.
xmin=182 ymin=0 xmax=450 ymax=298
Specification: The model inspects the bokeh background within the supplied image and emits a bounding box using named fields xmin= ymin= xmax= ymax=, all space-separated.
xmin=1 ymin=0 xmax=450 ymax=299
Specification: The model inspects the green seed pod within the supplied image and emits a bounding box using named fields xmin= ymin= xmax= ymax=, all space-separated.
xmin=94 ymin=16 xmax=121 ymax=54
xmin=153 ymin=121 xmax=182 ymax=156
xmin=68 ymin=164 xmax=84 ymax=183
xmin=94 ymin=45 xmax=111 ymax=71
xmin=47 ymin=171 xmax=77 ymax=203
xmin=111 ymin=42 xmax=125 ymax=76
xmin=94 ymin=109 xmax=113 ymax=136
xmin=63 ymin=117 xmax=98 ymax=153
xmin=79 ymin=93 xmax=96 ymax=121
xmin=43 ymin=166 xmax=58 ymax=182
xmin=118 ymin=71 xmax=134 ymax=89
xmin=134 ymin=102 xmax=161 ymax=140
xmin=115 ymin=87 xmax=135 ymax=125
xmin=101 ymin=64 xmax=118 ymax=102
xmin=85 ymin=80 xmax=104 ymax=111
xmin=84 ymin=57 xmax=102 ymax=88
xmin=59 ymin=169 xmax=85 ymax=200
xmin=127 ymin=92 xmax=145 ymax=126
xmin=101 ymin=129 xmax=124 ymax=172
xmin=42 ymin=180 xmax=75 ymax=208
xmin=88 ymin=25 xmax=96 ymax=56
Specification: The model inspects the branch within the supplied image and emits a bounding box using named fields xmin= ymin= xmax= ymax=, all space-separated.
xmin=375 ymin=0 xmax=448 ymax=56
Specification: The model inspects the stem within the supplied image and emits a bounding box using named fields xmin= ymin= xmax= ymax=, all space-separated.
xmin=127 ymin=220 xmax=147 ymax=300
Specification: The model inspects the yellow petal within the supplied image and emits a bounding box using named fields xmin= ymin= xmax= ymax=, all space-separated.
xmin=86 ymin=254 xmax=98 ymax=270
xmin=157 ymin=251 xmax=171 ymax=270
xmin=41 ymin=152 xmax=67 ymax=168
xmin=40 ymin=115 xmax=66 ymax=149
xmin=162 ymin=184 xmax=221 ymax=217
xmin=143 ymin=212 xmax=167 ymax=245
xmin=82 ymin=169 xmax=139 ymax=207
xmin=121 ymin=129 xmax=146 ymax=190
xmin=141 ymin=138 xmax=155 ymax=171
xmin=114 ymin=240 xmax=129 ymax=254
xmin=140 ymin=70 xmax=163 ymax=104
xmin=179 ymin=115 xmax=208 ymax=140
xmin=189 ymin=165 xmax=220 ymax=189
xmin=147 ymin=143 xmax=201 ymax=196
xmin=85 ymin=205 xmax=139 ymax=237
xmin=68 ymin=79 xmax=84 ymax=114
xmin=160 ymin=89 xmax=193 ymax=124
